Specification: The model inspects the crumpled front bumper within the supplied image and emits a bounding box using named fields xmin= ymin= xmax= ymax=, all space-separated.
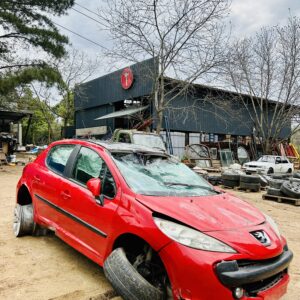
xmin=215 ymin=249 xmax=293 ymax=287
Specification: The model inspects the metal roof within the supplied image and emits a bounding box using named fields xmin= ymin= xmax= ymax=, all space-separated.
xmin=0 ymin=109 xmax=32 ymax=122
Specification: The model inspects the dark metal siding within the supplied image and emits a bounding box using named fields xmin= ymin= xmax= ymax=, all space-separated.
xmin=74 ymin=57 xmax=157 ymax=111
xmin=75 ymin=104 xmax=114 ymax=132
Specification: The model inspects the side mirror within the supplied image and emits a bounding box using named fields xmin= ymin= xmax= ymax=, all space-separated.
xmin=87 ymin=178 xmax=104 ymax=205
xmin=87 ymin=178 xmax=101 ymax=197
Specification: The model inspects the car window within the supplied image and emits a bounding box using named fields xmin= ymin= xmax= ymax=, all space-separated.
xmin=47 ymin=145 xmax=75 ymax=174
xmin=281 ymin=158 xmax=289 ymax=163
xmin=72 ymin=147 xmax=116 ymax=198
xmin=119 ymin=133 xmax=131 ymax=143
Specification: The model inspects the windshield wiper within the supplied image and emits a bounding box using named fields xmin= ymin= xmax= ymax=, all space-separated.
xmin=163 ymin=182 xmax=215 ymax=192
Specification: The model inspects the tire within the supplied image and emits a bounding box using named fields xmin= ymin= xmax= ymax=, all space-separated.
xmin=287 ymin=168 xmax=292 ymax=174
xmin=222 ymin=173 xmax=240 ymax=181
xmin=104 ymin=248 xmax=165 ymax=300
xmin=293 ymin=172 xmax=300 ymax=179
xmin=267 ymin=187 xmax=283 ymax=196
xmin=239 ymin=182 xmax=260 ymax=191
xmin=240 ymin=175 xmax=260 ymax=184
xmin=258 ymin=175 xmax=268 ymax=187
xmin=269 ymin=179 xmax=285 ymax=189
xmin=280 ymin=181 xmax=300 ymax=199
xmin=13 ymin=204 xmax=34 ymax=237
xmin=223 ymin=179 xmax=239 ymax=188
xmin=272 ymin=175 xmax=285 ymax=179
xmin=267 ymin=167 xmax=274 ymax=174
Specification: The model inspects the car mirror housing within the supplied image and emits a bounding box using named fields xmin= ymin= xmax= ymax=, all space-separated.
xmin=87 ymin=178 xmax=101 ymax=198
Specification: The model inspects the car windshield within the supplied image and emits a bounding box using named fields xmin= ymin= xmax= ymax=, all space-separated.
xmin=112 ymin=153 xmax=217 ymax=196
xmin=132 ymin=134 xmax=166 ymax=151
xmin=258 ymin=155 xmax=275 ymax=163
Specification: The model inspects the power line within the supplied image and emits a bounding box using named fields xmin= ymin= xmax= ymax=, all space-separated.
xmin=75 ymin=3 xmax=101 ymax=18
xmin=71 ymin=7 xmax=106 ymax=27
xmin=52 ymin=21 xmax=107 ymax=50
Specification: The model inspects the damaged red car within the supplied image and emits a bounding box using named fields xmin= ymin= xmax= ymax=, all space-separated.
xmin=14 ymin=139 xmax=293 ymax=300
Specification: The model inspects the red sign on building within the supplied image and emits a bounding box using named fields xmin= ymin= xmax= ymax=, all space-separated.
xmin=121 ymin=67 xmax=134 ymax=90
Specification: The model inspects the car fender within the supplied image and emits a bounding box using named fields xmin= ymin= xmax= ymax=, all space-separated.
xmin=103 ymin=196 xmax=172 ymax=261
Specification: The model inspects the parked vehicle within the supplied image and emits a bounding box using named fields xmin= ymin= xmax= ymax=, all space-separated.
xmin=243 ymin=155 xmax=293 ymax=174
xmin=14 ymin=139 xmax=293 ymax=300
xmin=112 ymin=129 xmax=167 ymax=152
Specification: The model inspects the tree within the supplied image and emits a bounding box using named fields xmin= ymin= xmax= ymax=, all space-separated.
xmin=224 ymin=16 xmax=300 ymax=153
xmin=98 ymin=0 xmax=230 ymax=133
xmin=53 ymin=49 xmax=100 ymax=131
xmin=0 ymin=0 xmax=74 ymax=94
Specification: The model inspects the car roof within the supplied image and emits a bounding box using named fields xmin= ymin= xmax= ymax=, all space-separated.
xmin=57 ymin=139 xmax=167 ymax=156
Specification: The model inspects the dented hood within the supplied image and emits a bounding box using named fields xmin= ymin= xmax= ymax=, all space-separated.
xmin=136 ymin=192 xmax=265 ymax=232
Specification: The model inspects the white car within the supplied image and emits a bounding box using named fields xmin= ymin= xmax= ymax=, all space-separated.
xmin=243 ymin=155 xmax=294 ymax=174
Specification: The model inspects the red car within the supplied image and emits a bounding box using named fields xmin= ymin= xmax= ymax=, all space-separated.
xmin=14 ymin=139 xmax=293 ymax=300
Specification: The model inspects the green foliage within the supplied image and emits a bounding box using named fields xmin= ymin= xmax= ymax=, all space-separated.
xmin=0 ymin=0 xmax=74 ymax=93
xmin=0 ymin=66 xmax=63 ymax=95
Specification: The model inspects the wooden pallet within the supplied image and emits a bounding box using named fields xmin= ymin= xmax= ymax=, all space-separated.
xmin=262 ymin=194 xmax=300 ymax=206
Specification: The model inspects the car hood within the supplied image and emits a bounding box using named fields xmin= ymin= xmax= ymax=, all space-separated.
xmin=135 ymin=192 xmax=265 ymax=232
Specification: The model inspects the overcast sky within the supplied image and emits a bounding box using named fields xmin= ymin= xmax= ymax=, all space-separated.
xmin=52 ymin=0 xmax=300 ymax=77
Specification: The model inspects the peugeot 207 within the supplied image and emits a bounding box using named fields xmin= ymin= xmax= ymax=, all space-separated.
xmin=14 ymin=139 xmax=293 ymax=300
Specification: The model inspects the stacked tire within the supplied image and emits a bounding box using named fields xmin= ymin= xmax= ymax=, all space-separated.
xmin=239 ymin=175 xmax=260 ymax=192
xmin=222 ymin=172 xmax=240 ymax=188
xmin=280 ymin=181 xmax=300 ymax=199
xmin=266 ymin=178 xmax=285 ymax=196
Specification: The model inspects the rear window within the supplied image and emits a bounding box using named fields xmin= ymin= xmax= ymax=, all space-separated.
xmin=47 ymin=145 xmax=75 ymax=174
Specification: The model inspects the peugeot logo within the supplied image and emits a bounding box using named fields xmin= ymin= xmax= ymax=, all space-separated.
xmin=251 ymin=230 xmax=271 ymax=246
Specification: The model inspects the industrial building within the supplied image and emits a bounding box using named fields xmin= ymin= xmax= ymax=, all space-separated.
xmin=74 ymin=58 xmax=290 ymax=156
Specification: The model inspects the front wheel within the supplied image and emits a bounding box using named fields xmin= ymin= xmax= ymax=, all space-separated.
xmin=287 ymin=168 xmax=292 ymax=174
xmin=267 ymin=167 xmax=274 ymax=174
xmin=104 ymin=247 xmax=172 ymax=300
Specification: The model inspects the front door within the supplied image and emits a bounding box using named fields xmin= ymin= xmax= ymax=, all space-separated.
xmin=58 ymin=146 xmax=120 ymax=260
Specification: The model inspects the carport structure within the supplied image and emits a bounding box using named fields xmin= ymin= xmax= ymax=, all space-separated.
xmin=0 ymin=109 xmax=32 ymax=145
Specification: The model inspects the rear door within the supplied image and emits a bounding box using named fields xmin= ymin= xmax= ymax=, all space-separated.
xmin=58 ymin=146 xmax=120 ymax=259
xmin=33 ymin=144 xmax=76 ymax=226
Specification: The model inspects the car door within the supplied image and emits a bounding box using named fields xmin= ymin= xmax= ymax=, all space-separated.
xmin=33 ymin=144 xmax=76 ymax=226
xmin=274 ymin=156 xmax=282 ymax=173
xmin=58 ymin=146 xmax=120 ymax=260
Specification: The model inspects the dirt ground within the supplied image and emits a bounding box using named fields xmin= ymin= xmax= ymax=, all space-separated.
xmin=0 ymin=165 xmax=299 ymax=300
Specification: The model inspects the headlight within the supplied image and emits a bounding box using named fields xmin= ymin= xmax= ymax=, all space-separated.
xmin=264 ymin=214 xmax=281 ymax=238
xmin=154 ymin=217 xmax=236 ymax=253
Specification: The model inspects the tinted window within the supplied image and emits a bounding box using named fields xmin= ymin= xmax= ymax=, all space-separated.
xmin=47 ymin=145 xmax=75 ymax=174
xmin=72 ymin=147 xmax=116 ymax=198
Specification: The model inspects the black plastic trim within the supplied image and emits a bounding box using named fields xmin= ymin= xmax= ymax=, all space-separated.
xmin=216 ymin=249 xmax=293 ymax=287
xmin=35 ymin=193 xmax=107 ymax=238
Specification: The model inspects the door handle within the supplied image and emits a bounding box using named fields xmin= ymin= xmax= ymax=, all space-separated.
xmin=60 ymin=190 xmax=71 ymax=200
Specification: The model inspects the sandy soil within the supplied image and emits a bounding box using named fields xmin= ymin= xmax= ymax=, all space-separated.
xmin=0 ymin=165 xmax=299 ymax=299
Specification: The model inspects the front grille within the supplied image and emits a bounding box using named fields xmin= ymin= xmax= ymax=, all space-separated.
xmin=243 ymin=270 xmax=286 ymax=296
xmin=236 ymin=253 xmax=287 ymax=296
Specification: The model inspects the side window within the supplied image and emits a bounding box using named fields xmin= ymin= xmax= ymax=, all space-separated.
xmin=47 ymin=145 xmax=75 ymax=174
xmin=73 ymin=147 xmax=103 ymax=185
xmin=72 ymin=147 xmax=116 ymax=198
xmin=119 ymin=133 xmax=131 ymax=143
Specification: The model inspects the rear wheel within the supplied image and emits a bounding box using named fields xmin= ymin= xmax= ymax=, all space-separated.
xmin=104 ymin=246 xmax=172 ymax=300
xmin=13 ymin=204 xmax=34 ymax=237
